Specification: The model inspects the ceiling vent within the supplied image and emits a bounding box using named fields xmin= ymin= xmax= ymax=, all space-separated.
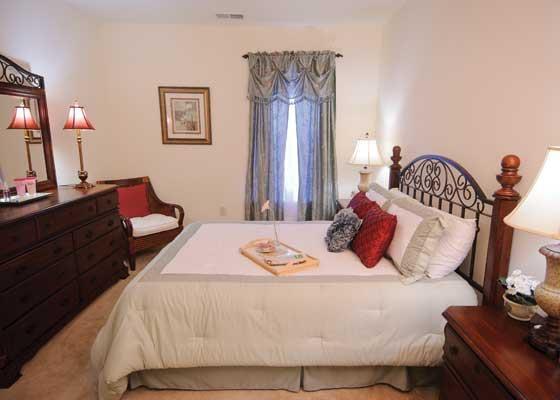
xmin=216 ymin=13 xmax=244 ymax=20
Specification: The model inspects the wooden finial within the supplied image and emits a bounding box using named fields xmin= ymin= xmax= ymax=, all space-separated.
xmin=494 ymin=154 xmax=522 ymax=199
xmin=389 ymin=146 xmax=402 ymax=189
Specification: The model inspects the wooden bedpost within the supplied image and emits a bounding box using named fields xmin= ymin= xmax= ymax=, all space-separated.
xmin=483 ymin=155 xmax=522 ymax=306
xmin=389 ymin=146 xmax=402 ymax=189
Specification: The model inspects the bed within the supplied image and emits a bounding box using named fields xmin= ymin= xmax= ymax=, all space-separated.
xmin=91 ymin=147 xmax=522 ymax=400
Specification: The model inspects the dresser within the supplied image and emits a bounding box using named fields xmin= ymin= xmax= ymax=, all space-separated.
xmin=0 ymin=185 xmax=128 ymax=387
xmin=441 ymin=306 xmax=560 ymax=400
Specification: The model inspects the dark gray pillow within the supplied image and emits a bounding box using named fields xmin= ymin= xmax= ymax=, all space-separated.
xmin=325 ymin=208 xmax=362 ymax=252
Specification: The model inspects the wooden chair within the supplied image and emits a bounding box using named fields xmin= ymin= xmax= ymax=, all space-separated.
xmin=96 ymin=177 xmax=184 ymax=270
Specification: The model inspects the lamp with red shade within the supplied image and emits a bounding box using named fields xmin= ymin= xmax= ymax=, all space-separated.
xmin=6 ymin=100 xmax=40 ymax=178
xmin=63 ymin=101 xmax=95 ymax=189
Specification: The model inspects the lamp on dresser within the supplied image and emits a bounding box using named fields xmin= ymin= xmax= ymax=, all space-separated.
xmin=504 ymin=146 xmax=560 ymax=361
xmin=63 ymin=101 xmax=95 ymax=189
xmin=6 ymin=100 xmax=40 ymax=178
xmin=348 ymin=132 xmax=384 ymax=192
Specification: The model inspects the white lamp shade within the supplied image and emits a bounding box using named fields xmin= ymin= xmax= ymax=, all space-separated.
xmin=349 ymin=138 xmax=384 ymax=166
xmin=504 ymin=146 xmax=560 ymax=239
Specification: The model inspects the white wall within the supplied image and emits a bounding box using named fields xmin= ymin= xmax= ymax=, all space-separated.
xmin=0 ymin=0 xmax=101 ymax=186
xmin=92 ymin=22 xmax=382 ymax=221
xmin=377 ymin=0 xmax=560 ymax=280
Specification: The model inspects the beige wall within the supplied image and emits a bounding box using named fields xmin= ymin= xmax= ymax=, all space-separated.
xmin=377 ymin=0 xmax=560 ymax=280
xmin=92 ymin=22 xmax=383 ymax=221
xmin=0 ymin=0 xmax=100 ymax=186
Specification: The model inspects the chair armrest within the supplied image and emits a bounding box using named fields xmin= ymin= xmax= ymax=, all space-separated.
xmin=121 ymin=216 xmax=133 ymax=237
xmin=169 ymin=203 xmax=185 ymax=226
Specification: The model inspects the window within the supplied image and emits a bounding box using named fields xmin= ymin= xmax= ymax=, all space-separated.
xmin=283 ymin=104 xmax=299 ymax=220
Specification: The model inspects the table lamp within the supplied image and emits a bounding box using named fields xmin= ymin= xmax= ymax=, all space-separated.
xmin=6 ymin=100 xmax=40 ymax=178
xmin=504 ymin=146 xmax=560 ymax=360
xmin=63 ymin=101 xmax=95 ymax=189
xmin=348 ymin=132 xmax=384 ymax=192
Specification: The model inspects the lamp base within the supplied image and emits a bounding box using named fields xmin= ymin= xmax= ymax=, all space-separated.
xmin=529 ymin=244 xmax=560 ymax=362
xmin=357 ymin=168 xmax=372 ymax=193
xmin=529 ymin=316 xmax=560 ymax=361
xmin=75 ymin=170 xmax=95 ymax=190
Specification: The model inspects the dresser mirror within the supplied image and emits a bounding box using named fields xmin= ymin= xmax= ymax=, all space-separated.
xmin=0 ymin=54 xmax=57 ymax=193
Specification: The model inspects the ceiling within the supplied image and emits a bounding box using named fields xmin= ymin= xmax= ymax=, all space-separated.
xmin=63 ymin=0 xmax=406 ymax=24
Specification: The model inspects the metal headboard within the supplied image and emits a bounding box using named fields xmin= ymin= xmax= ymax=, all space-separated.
xmin=388 ymin=146 xmax=522 ymax=304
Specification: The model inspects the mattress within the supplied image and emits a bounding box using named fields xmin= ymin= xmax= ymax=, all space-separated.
xmin=91 ymin=221 xmax=477 ymax=400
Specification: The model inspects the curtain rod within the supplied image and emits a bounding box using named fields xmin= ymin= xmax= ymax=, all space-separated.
xmin=242 ymin=52 xmax=343 ymax=59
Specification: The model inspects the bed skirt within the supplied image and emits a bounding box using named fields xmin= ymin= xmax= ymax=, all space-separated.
xmin=129 ymin=366 xmax=440 ymax=393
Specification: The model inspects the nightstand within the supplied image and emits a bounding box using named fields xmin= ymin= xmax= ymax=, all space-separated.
xmin=336 ymin=198 xmax=350 ymax=211
xmin=441 ymin=306 xmax=560 ymax=400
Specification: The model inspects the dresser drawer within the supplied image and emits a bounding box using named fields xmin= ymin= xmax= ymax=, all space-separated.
xmin=6 ymin=281 xmax=79 ymax=359
xmin=444 ymin=325 xmax=513 ymax=400
xmin=96 ymin=191 xmax=118 ymax=215
xmin=37 ymin=200 xmax=96 ymax=238
xmin=78 ymin=251 xmax=124 ymax=301
xmin=441 ymin=363 xmax=474 ymax=400
xmin=0 ymin=219 xmax=37 ymax=259
xmin=75 ymin=228 xmax=123 ymax=273
xmin=0 ymin=234 xmax=74 ymax=292
xmin=0 ymin=255 xmax=77 ymax=328
xmin=74 ymin=212 xmax=120 ymax=249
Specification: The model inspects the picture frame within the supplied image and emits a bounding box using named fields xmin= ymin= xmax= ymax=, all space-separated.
xmin=158 ymin=86 xmax=212 ymax=145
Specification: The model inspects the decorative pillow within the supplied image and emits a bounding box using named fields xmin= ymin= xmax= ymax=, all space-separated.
xmin=351 ymin=202 xmax=397 ymax=268
xmin=325 ymin=208 xmax=362 ymax=252
xmin=427 ymin=208 xmax=477 ymax=279
xmin=117 ymin=183 xmax=151 ymax=218
xmin=347 ymin=191 xmax=375 ymax=219
xmin=386 ymin=198 xmax=447 ymax=284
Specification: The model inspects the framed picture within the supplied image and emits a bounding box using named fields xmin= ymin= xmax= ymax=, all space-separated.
xmin=158 ymin=86 xmax=212 ymax=145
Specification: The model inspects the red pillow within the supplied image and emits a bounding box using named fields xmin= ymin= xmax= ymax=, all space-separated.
xmin=347 ymin=192 xmax=376 ymax=219
xmin=352 ymin=203 xmax=397 ymax=268
xmin=117 ymin=183 xmax=150 ymax=218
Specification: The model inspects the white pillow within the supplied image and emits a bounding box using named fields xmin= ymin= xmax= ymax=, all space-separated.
xmin=427 ymin=209 xmax=477 ymax=279
xmin=386 ymin=199 xmax=447 ymax=284
xmin=366 ymin=183 xmax=403 ymax=208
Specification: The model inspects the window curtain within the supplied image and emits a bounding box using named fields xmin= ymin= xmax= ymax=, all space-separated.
xmin=245 ymin=51 xmax=338 ymax=221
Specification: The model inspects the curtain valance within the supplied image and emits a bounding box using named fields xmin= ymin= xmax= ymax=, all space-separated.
xmin=247 ymin=51 xmax=336 ymax=104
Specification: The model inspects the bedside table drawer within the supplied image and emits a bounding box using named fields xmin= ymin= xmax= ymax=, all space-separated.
xmin=444 ymin=325 xmax=513 ymax=400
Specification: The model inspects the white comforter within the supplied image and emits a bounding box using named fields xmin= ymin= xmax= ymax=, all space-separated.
xmin=91 ymin=222 xmax=477 ymax=400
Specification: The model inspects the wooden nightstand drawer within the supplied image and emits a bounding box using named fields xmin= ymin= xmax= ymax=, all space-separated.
xmin=441 ymin=364 xmax=473 ymax=400
xmin=444 ymin=325 xmax=512 ymax=400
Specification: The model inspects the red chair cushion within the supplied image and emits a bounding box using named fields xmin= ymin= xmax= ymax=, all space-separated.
xmin=117 ymin=183 xmax=151 ymax=218
xmin=347 ymin=191 xmax=375 ymax=219
xmin=352 ymin=202 xmax=397 ymax=268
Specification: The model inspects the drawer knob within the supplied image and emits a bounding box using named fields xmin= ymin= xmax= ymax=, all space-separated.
xmin=85 ymin=230 xmax=94 ymax=239
xmin=449 ymin=345 xmax=459 ymax=356
xmin=109 ymin=239 xmax=115 ymax=246
xmin=59 ymin=298 xmax=70 ymax=307
xmin=106 ymin=199 xmax=112 ymax=205
xmin=108 ymin=220 xmax=115 ymax=227
xmin=53 ymin=247 xmax=63 ymax=255
xmin=90 ymin=276 xmax=98 ymax=284
xmin=87 ymin=253 xmax=95 ymax=260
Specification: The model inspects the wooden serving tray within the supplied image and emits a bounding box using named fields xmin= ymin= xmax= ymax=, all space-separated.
xmin=240 ymin=239 xmax=319 ymax=276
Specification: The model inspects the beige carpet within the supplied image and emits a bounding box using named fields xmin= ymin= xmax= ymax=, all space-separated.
xmin=0 ymin=251 xmax=439 ymax=400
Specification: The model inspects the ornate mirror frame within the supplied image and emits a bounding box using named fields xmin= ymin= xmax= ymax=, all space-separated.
xmin=0 ymin=54 xmax=57 ymax=191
